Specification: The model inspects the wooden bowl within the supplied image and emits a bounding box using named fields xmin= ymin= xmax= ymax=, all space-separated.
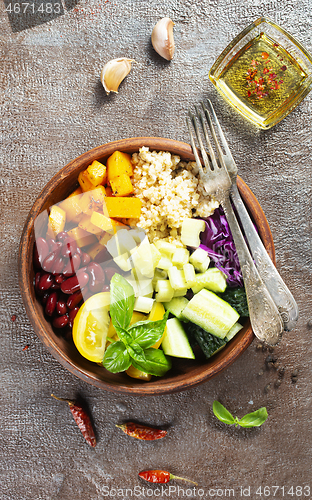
xmin=18 ymin=138 xmax=275 ymax=395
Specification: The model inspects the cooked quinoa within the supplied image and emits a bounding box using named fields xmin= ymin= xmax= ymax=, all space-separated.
xmin=130 ymin=147 xmax=219 ymax=243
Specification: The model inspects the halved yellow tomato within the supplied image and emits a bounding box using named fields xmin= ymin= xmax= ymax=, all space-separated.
xmin=72 ymin=292 xmax=110 ymax=363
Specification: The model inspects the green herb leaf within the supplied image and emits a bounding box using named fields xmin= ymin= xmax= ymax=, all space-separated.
xmin=114 ymin=326 xmax=135 ymax=346
xmin=212 ymin=401 xmax=235 ymax=425
xmin=238 ymin=407 xmax=268 ymax=428
xmin=132 ymin=348 xmax=172 ymax=377
xmin=110 ymin=274 xmax=135 ymax=331
xmin=126 ymin=342 xmax=147 ymax=363
xmin=102 ymin=341 xmax=131 ymax=373
xmin=128 ymin=311 xmax=170 ymax=349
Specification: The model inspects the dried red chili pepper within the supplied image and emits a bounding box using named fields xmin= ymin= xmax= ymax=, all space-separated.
xmin=138 ymin=470 xmax=197 ymax=485
xmin=51 ymin=394 xmax=96 ymax=447
xmin=116 ymin=422 xmax=167 ymax=441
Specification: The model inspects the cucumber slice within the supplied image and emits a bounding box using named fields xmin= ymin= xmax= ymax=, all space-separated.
xmin=172 ymin=248 xmax=190 ymax=268
xmin=181 ymin=218 xmax=205 ymax=248
xmin=168 ymin=266 xmax=187 ymax=290
xmin=184 ymin=322 xmax=226 ymax=359
xmin=134 ymin=296 xmax=155 ymax=314
xmin=225 ymin=322 xmax=243 ymax=341
xmin=183 ymin=263 xmax=196 ymax=287
xmin=161 ymin=318 xmax=195 ymax=359
xmin=191 ymin=268 xmax=227 ymax=294
xmin=163 ymin=297 xmax=189 ymax=320
xmin=182 ymin=289 xmax=240 ymax=339
xmin=155 ymin=280 xmax=174 ymax=302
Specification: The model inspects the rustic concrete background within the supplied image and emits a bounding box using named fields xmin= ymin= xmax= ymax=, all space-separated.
xmin=1 ymin=0 xmax=312 ymax=499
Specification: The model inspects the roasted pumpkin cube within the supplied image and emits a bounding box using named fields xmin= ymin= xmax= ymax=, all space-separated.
xmin=104 ymin=197 xmax=142 ymax=219
xmin=86 ymin=241 xmax=109 ymax=261
xmin=78 ymin=170 xmax=94 ymax=192
xmin=110 ymin=173 xmax=134 ymax=197
xmin=105 ymin=185 xmax=114 ymax=197
xmin=86 ymin=160 xmax=107 ymax=187
xmin=107 ymin=151 xmax=133 ymax=181
xmin=66 ymin=226 xmax=98 ymax=248
xmin=48 ymin=205 xmax=66 ymax=235
xmin=78 ymin=214 xmax=103 ymax=236
xmin=59 ymin=193 xmax=82 ymax=222
xmin=90 ymin=211 xmax=114 ymax=232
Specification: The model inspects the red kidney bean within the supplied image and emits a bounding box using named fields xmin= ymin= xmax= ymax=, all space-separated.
xmin=87 ymin=262 xmax=105 ymax=293
xmin=75 ymin=246 xmax=82 ymax=257
xmin=56 ymin=231 xmax=68 ymax=242
xmin=48 ymin=239 xmax=62 ymax=253
xmin=93 ymin=247 xmax=111 ymax=264
xmin=62 ymin=254 xmax=81 ymax=277
xmin=55 ymin=274 xmax=65 ymax=284
xmin=81 ymin=252 xmax=91 ymax=266
xmin=42 ymin=244 xmax=62 ymax=272
xmin=45 ymin=291 xmax=58 ymax=316
xmin=53 ymin=314 xmax=69 ymax=329
xmin=56 ymin=298 xmax=68 ymax=316
xmin=104 ymin=266 xmax=118 ymax=282
xmin=68 ymin=307 xmax=79 ymax=328
xmin=41 ymin=291 xmax=50 ymax=305
xmin=34 ymin=237 xmax=49 ymax=269
xmin=67 ymin=290 xmax=83 ymax=310
xmin=35 ymin=272 xmax=43 ymax=293
xmin=61 ymin=238 xmax=77 ymax=258
xmin=51 ymin=256 xmax=65 ymax=275
xmin=61 ymin=269 xmax=89 ymax=295
xmin=101 ymin=284 xmax=110 ymax=292
xmin=38 ymin=273 xmax=54 ymax=292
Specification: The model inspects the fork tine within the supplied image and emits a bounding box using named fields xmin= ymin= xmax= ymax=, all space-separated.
xmin=201 ymin=102 xmax=228 ymax=172
xmin=188 ymin=109 xmax=211 ymax=172
xmin=195 ymin=105 xmax=219 ymax=171
xmin=204 ymin=99 xmax=234 ymax=160
xmin=186 ymin=116 xmax=205 ymax=179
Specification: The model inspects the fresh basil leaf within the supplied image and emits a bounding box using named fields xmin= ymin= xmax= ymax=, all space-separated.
xmin=126 ymin=342 xmax=147 ymax=363
xmin=114 ymin=326 xmax=135 ymax=346
xmin=212 ymin=401 xmax=235 ymax=425
xmin=238 ymin=407 xmax=268 ymax=428
xmin=110 ymin=274 xmax=135 ymax=331
xmin=132 ymin=348 xmax=172 ymax=377
xmin=128 ymin=311 xmax=170 ymax=349
xmin=102 ymin=341 xmax=131 ymax=373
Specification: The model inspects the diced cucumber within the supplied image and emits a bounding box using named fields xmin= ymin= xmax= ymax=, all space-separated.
xmin=134 ymin=296 xmax=155 ymax=314
xmin=189 ymin=247 xmax=210 ymax=272
xmin=113 ymin=253 xmax=132 ymax=272
xmin=191 ymin=268 xmax=227 ymax=294
xmin=155 ymin=280 xmax=174 ymax=302
xmin=182 ymin=289 xmax=240 ymax=339
xmin=116 ymin=229 xmax=137 ymax=254
xmin=157 ymin=255 xmax=173 ymax=271
xmin=183 ymin=263 xmax=196 ymax=287
xmin=150 ymin=243 xmax=162 ymax=268
xmin=225 ymin=322 xmax=243 ymax=341
xmin=131 ymin=268 xmax=153 ymax=297
xmin=168 ymin=266 xmax=187 ymax=291
xmin=163 ymin=297 xmax=189 ymax=320
xmin=173 ymin=288 xmax=188 ymax=297
xmin=184 ymin=322 xmax=226 ymax=359
xmin=131 ymin=243 xmax=154 ymax=278
xmin=161 ymin=318 xmax=195 ymax=359
xmin=181 ymin=218 xmax=205 ymax=248
xmin=154 ymin=240 xmax=176 ymax=258
xmin=172 ymin=248 xmax=190 ymax=268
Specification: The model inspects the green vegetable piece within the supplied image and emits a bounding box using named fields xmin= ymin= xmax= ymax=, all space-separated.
xmin=132 ymin=348 xmax=172 ymax=377
xmin=102 ymin=341 xmax=131 ymax=373
xmin=185 ymin=322 xmax=226 ymax=359
xmin=126 ymin=342 xmax=147 ymax=363
xmin=238 ymin=407 xmax=268 ymax=428
xmin=213 ymin=401 xmax=268 ymax=428
xmin=110 ymin=274 xmax=135 ymax=330
xmin=213 ymin=401 xmax=235 ymax=425
xmin=128 ymin=311 xmax=169 ymax=349
xmin=218 ymin=287 xmax=249 ymax=317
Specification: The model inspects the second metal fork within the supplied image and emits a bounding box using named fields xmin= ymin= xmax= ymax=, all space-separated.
xmin=187 ymin=106 xmax=284 ymax=345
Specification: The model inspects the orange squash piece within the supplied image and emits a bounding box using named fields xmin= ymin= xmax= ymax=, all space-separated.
xmin=104 ymin=197 xmax=141 ymax=219
xmin=86 ymin=160 xmax=107 ymax=187
xmin=66 ymin=227 xmax=98 ymax=248
xmin=78 ymin=170 xmax=94 ymax=192
xmin=107 ymin=151 xmax=133 ymax=181
xmin=110 ymin=173 xmax=134 ymax=197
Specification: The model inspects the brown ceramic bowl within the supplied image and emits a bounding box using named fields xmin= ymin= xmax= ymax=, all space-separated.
xmin=19 ymin=138 xmax=275 ymax=395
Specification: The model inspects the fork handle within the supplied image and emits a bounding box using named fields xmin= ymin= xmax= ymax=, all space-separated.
xmin=231 ymin=183 xmax=299 ymax=331
xmin=221 ymin=196 xmax=284 ymax=345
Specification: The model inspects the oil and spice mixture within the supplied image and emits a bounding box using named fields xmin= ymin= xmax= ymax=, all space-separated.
xmin=217 ymin=33 xmax=307 ymax=120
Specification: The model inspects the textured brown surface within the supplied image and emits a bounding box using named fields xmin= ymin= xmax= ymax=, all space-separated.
xmin=1 ymin=1 xmax=312 ymax=499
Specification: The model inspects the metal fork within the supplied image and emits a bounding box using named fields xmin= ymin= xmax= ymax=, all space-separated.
xmin=201 ymin=99 xmax=298 ymax=332
xmin=187 ymin=107 xmax=284 ymax=345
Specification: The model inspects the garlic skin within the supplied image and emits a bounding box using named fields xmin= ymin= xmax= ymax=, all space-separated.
xmin=100 ymin=58 xmax=135 ymax=95
xmin=151 ymin=17 xmax=175 ymax=61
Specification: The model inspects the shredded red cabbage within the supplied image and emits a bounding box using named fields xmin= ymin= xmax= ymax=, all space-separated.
xmin=199 ymin=207 xmax=243 ymax=287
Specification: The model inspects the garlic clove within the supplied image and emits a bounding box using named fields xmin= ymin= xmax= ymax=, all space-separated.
xmin=151 ymin=17 xmax=175 ymax=61
xmin=100 ymin=58 xmax=135 ymax=95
